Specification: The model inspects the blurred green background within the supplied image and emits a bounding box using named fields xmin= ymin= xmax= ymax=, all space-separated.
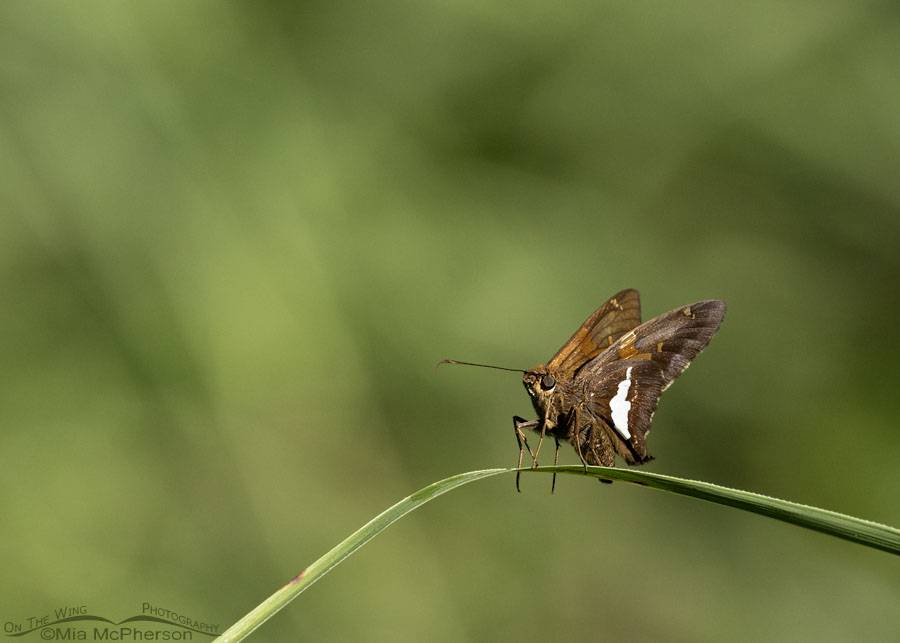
xmin=3 ymin=2 xmax=900 ymax=641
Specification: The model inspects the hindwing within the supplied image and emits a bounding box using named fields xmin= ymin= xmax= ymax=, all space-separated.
xmin=574 ymin=299 xmax=726 ymax=462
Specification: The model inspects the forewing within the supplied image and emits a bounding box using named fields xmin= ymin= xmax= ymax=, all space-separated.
xmin=580 ymin=360 xmax=664 ymax=465
xmin=546 ymin=289 xmax=641 ymax=374
xmin=586 ymin=299 xmax=726 ymax=390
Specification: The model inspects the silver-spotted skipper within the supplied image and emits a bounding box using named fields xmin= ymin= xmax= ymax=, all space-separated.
xmin=441 ymin=290 xmax=726 ymax=491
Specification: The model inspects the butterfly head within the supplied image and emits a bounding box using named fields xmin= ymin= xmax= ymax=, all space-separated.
xmin=523 ymin=365 xmax=570 ymax=433
xmin=523 ymin=365 xmax=559 ymax=405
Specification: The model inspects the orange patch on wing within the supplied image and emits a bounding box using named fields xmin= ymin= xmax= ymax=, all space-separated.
xmin=617 ymin=331 xmax=639 ymax=360
xmin=617 ymin=331 xmax=653 ymax=361
xmin=578 ymin=331 xmax=599 ymax=357
xmin=619 ymin=345 xmax=638 ymax=359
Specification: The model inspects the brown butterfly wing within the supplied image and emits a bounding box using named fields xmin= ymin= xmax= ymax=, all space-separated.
xmin=578 ymin=360 xmax=665 ymax=466
xmin=583 ymin=299 xmax=727 ymax=389
xmin=576 ymin=299 xmax=726 ymax=462
xmin=545 ymin=289 xmax=642 ymax=374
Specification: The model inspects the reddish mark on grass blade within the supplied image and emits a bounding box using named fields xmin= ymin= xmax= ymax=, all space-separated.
xmin=281 ymin=568 xmax=308 ymax=589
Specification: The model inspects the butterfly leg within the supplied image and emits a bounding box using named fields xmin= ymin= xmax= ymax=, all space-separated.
xmin=551 ymin=437 xmax=560 ymax=493
xmin=513 ymin=416 xmax=538 ymax=493
xmin=531 ymin=420 xmax=547 ymax=468
xmin=571 ymin=407 xmax=589 ymax=473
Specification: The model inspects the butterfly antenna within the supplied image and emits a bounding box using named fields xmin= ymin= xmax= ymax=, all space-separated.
xmin=435 ymin=359 xmax=527 ymax=373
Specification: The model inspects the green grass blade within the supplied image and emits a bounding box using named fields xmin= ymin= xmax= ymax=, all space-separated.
xmin=215 ymin=468 xmax=507 ymax=642
xmin=215 ymin=466 xmax=900 ymax=642
xmin=529 ymin=465 xmax=900 ymax=556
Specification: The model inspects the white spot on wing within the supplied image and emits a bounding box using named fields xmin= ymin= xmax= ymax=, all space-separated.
xmin=610 ymin=366 xmax=633 ymax=439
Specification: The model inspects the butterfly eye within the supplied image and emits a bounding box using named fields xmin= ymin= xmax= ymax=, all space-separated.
xmin=541 ymin=374 xmax=556 ymax=390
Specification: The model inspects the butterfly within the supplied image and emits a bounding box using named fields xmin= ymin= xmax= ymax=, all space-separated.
xmin=510 ymin=289 xmax=726 ymax=490
xmin=439 ymin=290 xmax=726 ymax=490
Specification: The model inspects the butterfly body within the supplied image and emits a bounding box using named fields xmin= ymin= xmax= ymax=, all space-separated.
xmin=517 ymin=290 xmax=726 ymax=479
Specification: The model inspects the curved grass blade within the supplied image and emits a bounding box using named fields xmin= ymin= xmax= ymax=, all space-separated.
xmin=215 ymin=469 xmax=507 ymax=643
xmin=529 ymin=465 xmax=900 ymax=556
xmin=216 ymin=466 xmax=900 ymax=642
